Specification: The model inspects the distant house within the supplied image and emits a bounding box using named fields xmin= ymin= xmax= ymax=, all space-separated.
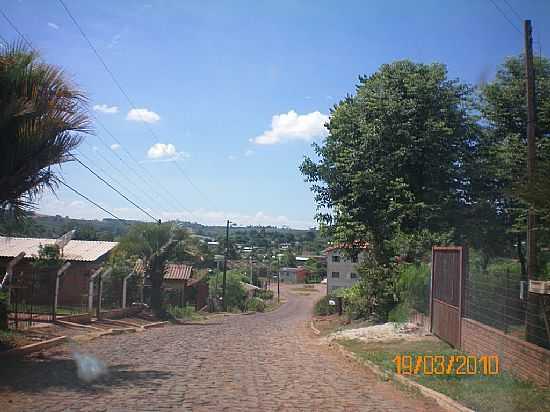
xmin=324 ymin=243 xmax=369 ymax=294
xmin=207 ymin=241 xmax=219 ymax=250
xmin=0 ymin=236 xmax=118 ymax=307
xmin=278 ymin=266 xmax=310 ymax=284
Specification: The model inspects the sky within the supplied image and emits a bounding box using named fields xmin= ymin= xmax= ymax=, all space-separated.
xmin=1 ymin=0 xmax=550 ymax=229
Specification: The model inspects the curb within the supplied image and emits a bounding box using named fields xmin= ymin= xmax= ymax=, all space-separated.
xmin=328 ymin=341 xmax=473 ymax=412
xmin=310 ymin=320 xmax=321 ymax=336
xmin=55 ymin=319 xmax=103 ymax=331
xmin=0 ymin=336 xmax=67 ymax=358
xmin=142 ymin=321 xmax=169 ymax=329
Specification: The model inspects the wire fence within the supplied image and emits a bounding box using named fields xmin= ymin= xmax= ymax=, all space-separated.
xmin=464 ymin=264 xmax=550 ymax=350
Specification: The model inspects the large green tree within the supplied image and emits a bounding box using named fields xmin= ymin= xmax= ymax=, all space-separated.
xmin=301 ymin=60 xmax=477 ymax=262
xmin=0 ymin=43 xmax=89 ymax=219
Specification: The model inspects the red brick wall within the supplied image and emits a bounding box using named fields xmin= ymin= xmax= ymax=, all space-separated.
xmin=461 ymin=318 xmax=550 ymax=386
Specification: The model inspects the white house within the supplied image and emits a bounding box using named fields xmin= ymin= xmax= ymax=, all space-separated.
xmin=324 ymin=243 xmax=368 ymax=294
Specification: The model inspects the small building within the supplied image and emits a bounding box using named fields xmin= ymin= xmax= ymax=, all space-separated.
xmin=324 ymin=243 xmax=369 ymax=294
xmin=0 ymin=236 xmax=118 ymax=307
xmin=278 ymin=266 xmax=310 ymax=284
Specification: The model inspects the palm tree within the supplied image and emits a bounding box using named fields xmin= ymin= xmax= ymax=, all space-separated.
xmin=0 ymin=42 xmax=90 ymax=219
xmin=116 ymin=223 xmax=194 ymax=316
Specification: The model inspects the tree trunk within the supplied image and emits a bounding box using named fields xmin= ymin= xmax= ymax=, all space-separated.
xmin=516 ymin=234 xmax=527 ymax=281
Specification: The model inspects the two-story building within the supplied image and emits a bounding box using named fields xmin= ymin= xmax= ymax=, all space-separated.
xmin=324 ymin=243 xmax=368 ymax=294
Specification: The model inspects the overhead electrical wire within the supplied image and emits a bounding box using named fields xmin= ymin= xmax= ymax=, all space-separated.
xmin=1 ymin=7 xmax=191 ymax=221
xmin=57 ymin=0 xmax=211 ymax=204
xmin=71 ymin=155 xmax=159 ymax=222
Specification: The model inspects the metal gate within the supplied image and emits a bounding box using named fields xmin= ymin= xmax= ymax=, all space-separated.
xmin=8 ymin=270 xmax=55 ymax=329
xmin=430 ymin=246 xmax=467 ymax=347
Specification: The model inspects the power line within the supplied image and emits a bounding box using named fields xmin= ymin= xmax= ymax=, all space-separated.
xmin=92 ymin=115 xmax=192 ymax=213
xmin=77 ymin=146 xmax=161 ymax=215
xmin=57 ymin=179 xmax=126 ymax=222
xmin=71 ymin=155 xmax=159 ymax=222
xmin=488 ymin=0 xmax=522 ymax=34
xmin=0 ymin=9 xmax=32 ymax=47
xmin=502 ymin=0 xmax=523 ymax=22
xmin=57 ymin=0 xmax=210 ymax=203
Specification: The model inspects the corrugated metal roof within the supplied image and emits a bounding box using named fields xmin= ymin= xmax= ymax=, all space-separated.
xmin=323 ymin=242 xmax=369 ymax=254
xmin=0 ymin=236 xmax=118 ymax=262
xmin=164 ymin=263 xmax=192 ymax=280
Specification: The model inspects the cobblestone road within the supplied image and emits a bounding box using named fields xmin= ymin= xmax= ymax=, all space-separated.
xmin=0 ymin=285 xmax=442 ymax=411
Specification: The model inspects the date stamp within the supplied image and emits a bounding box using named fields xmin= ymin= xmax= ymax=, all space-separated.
xmin=393 ymin=354 xmax=500 ymax=376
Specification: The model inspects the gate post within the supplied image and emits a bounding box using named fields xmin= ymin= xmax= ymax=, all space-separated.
xmin=96 ymin=268 xmax=112 ymax=320
xmin=429 ymin=247 xmax=435 ymax=333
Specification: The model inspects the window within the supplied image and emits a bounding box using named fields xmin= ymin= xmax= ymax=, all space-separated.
xmin=332 ymin=255 xmax=340 ymax=263
xmin=350 ymin=272 xmax=358 ymax=279
xmin=351 ymin=255 xmax=358 ymax=263
xmin=331 ymin=271 xmax=340 ymax=278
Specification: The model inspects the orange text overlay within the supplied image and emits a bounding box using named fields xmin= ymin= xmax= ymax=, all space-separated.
xmin=393 ymin=354 xmax=500 ymax=376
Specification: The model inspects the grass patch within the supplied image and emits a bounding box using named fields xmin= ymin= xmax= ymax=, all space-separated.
xmin=166 ymin=305 xmax=204 ymax=321
xmin=336 ymin=338 xmax=550 ymax=412
xmin=0 ymin=329 xmax=31 ymax=351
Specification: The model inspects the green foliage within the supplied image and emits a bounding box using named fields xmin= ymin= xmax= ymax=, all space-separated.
xmin=314 ymin=295 xmax=337 ymax=316
xmin=166 ymin=304 xmax=196 ymax=320
xmin=395 ymin=262 xmax=430 ymax=314
xmin=208 ymin=270 xmax=247 ymax=311
xmin=301 ymin=60 xmax=477 ymax=263
xmin=0 ymin=43 xmax=90 ymax=219
xmin=255 ymin=289 xmax=274 ymax=300
xmin=32 ymin=244 xmax=62 ymax=270
xmin=246 ymin=297 xmax=265 ymax=312
xmin=387 ymin=303 xmax=411 ymax=322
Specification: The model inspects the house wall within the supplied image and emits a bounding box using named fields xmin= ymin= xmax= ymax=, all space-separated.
xmin=0 ymin=258 xmax=98 ymax=307
xmin=326 ymin=250 xmax=366 ymax=294
xmin=461 ymin=317 xmax=550 ymax=386
xmin=279 ymin=268 xmax=297 ymax=283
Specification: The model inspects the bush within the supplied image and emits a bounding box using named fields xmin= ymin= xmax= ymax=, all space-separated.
xmin=395 ymin=262 xmax=430 ymax=314
xmin=255 ymin=289 xmax=274 ymax=300
xmin=166 ymin=304 xmax=195 ymax=319
xmin=246 ymin=297 xmax=265 ymax=312
xmin=0 ymin=291 xmax=7 ymax=330
xmin=208 ymin=270 xmax=247 ymax=311
xmin=388 ymin=302 xmax=411 ymax=322
xmin=314 ymin=296 xmax=337 ymax=316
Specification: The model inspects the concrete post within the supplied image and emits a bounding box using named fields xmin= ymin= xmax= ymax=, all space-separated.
xmin=96 ymin=268 xmax=112 ymax=319
xmin=53 ymin=262 xmax=71 ymax=319
xmin=88 ymin=268 xmax=103 ymax=313
xmin=122 ymin=272 xmax=135 ymax=309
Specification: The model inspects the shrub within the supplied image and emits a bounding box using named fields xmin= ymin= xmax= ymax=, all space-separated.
xmin=388 ymin=302 xmax=411 ymax=322
xmin=166 ymin=304 xmax=195 ymax=319
xmin=208 ymin=270 xmax=247 ymax=311
xmin=395 ymin=262 xmax=430 ymax=314
xmin=314 ymin=296 xmax=337 ymax=316
xmin=0 ymin=291 xmax=7 ymax=330
xmin=255 ymin=289 xmax=274 ymax=300
xmin=246 ymin=297 xmax=265 ymax=312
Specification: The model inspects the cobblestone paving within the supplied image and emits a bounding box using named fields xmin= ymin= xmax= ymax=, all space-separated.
xmin=0 ymin=285 xmax=443 ymax=411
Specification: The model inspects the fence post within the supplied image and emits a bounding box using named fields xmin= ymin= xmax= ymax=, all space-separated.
xmin=122 ymin=272 xmax=134 ymax=309
xmin=504 ymin=269 xmax=509 ymax=334
xmin=53 ymin=262 xmax=71 ymax=321
xmin=96 ymin=268 xmax=112 ymax=320
xmin=88 ymin=268 xmax=103 ymax=313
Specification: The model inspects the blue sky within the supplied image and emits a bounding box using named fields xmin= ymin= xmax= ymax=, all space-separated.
xmin=2 ymin=0 xmax=549 ymax=228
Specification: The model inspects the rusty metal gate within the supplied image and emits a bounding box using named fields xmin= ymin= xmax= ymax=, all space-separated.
xmin=430 ymin=246 xmax=467 ymax=347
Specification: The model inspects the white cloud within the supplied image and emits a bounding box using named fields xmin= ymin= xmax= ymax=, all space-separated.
xmin=110 ymin=144 xmax=121 ymax=151
xmin=47 ymin=22 xmax=59 ymax=30
xmin=244 ymin=149 xmax=254 ymax=157
xmin=108 ymin=33 xmax=122 ymax=49
xmin=146 ymin=143 xmax=189 ymax=162
xmin=93 ymin=104 xmax=119 ymax=114
xmin=228 ymin=155 xmax=236 ymax=161
xmin=126 ymin=108 xmax=160 ymax=123
xmin=252 ymin=110 xmax=329 ymax=145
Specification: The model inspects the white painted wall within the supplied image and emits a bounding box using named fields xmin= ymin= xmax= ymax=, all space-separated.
xmin=326 ymin=249 xmax=366 ymax=294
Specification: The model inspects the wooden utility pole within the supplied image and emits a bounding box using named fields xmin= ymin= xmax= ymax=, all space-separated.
xmin=525 ymin=19 xmax=537 ymax=282
xmin=524 ymin=19 xmax=541 ymax=344
xmin=222 ymin=220 xmax=229 ymax=311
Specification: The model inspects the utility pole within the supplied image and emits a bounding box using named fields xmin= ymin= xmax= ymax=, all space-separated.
xmin=524 ymin=19 xmax=540 ymax=344
xmin=525 ymin=19 xmax=537 ymax=282
xmin=222 ymin=220 xmax=229 ymax=311
xmin=249 ymin=255 xmax=253 ymax=285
